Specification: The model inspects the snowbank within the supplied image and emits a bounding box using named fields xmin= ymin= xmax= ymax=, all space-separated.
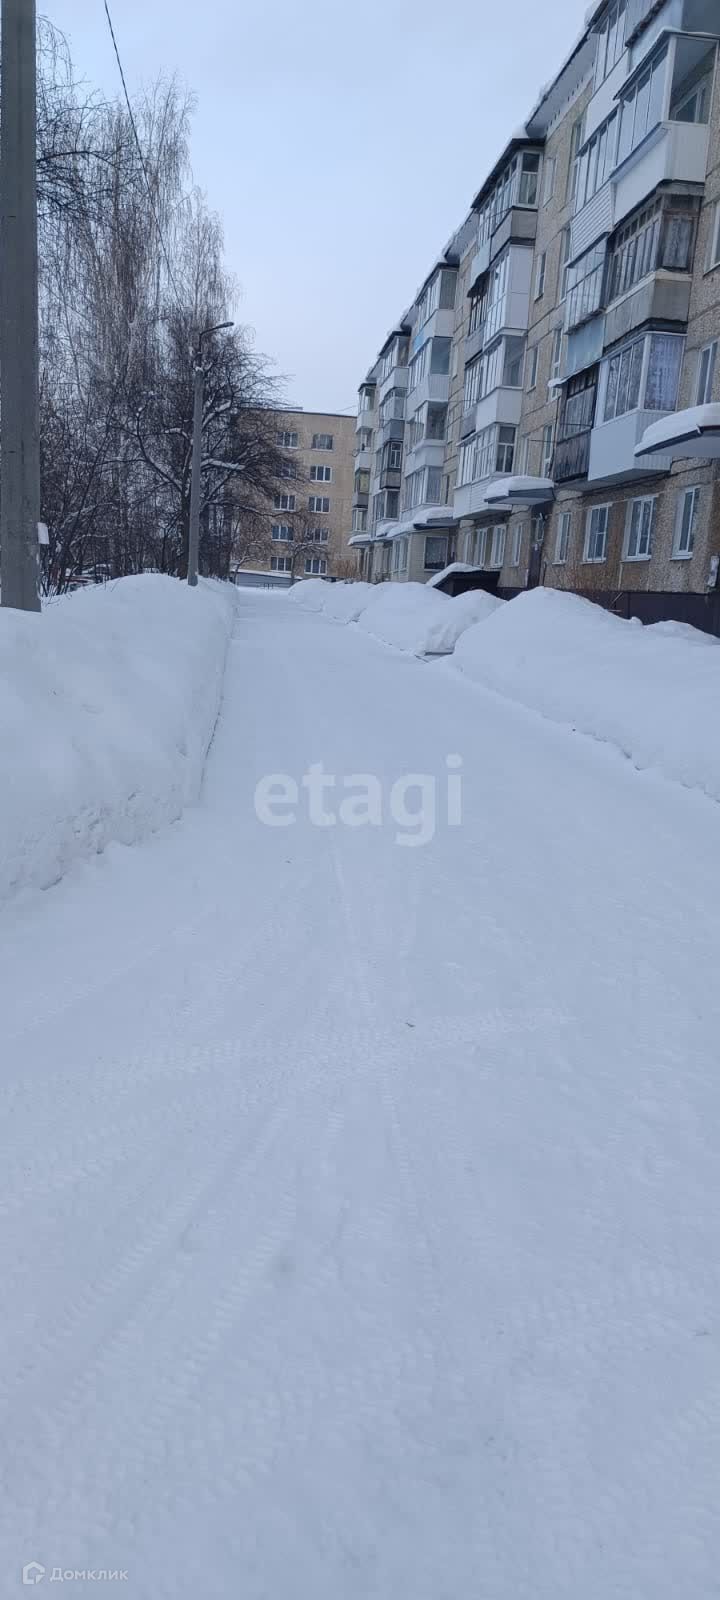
xmin=321 ymin=581 xmax=375 ymax=623
xmin=287 ymin=578 xmax=328 ymax=610
xmin=452 ymin=587 xmax=720 ymax=800
xmin=421 ymin=588 xmax=503 ymax=653
xmin=356 ymin=581 xmax=502 ymax=655
xmin=0 ymin=575 xmax=234 ymax=903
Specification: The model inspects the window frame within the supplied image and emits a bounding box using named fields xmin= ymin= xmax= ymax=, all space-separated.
xmin=583 ymin=503 xmax=611 ymax=563
xmin=623 ymin=495 xmax=657 ymax=561
xmin=278 ymin=430 xmax=299 ymax=449
xmin=673 ymin=485 xmax=700 ymax=559
xmin=311 ymin=433 xmax=334 ymax=450
xmin=510 ymin=522 xmax=524 ymax=567
xmin=273 ymin=493 xmax=296 ymax=513
xmin=310 ymin=464 xmax=333 ymax=483
xmin=489 ymin=524 xmax=506 ymax=569
xmin=535 ymin=251 xmax=547 ymax=300
xmin=696 ymin=340 xmax=717 ymax=405
xmin=304 ymin=556 xmax=327 ymax=576
xmin=308 ymin=495 xmax=330 ymax=514
xmin=554 ymin=510 xmax=571 ymax=564
xmin=543 ymin=155 xmax=556 ymax=204
xmin=706 ymin=201 xmax=720 ymax=272
xmin=527 ymin=344 xmax=539 ymax=390
xmin=271 ymin=523 xmax=294 ymax=543
xmin=270 ymin=555 xmax=292 ymax=572
xmin=424 ymin=534 xmax=449 ymax=572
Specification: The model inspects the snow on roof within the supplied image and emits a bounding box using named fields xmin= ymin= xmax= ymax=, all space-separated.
xmin=484 ymin=476 xmax=555 ymax=504
xmin=427 ymin=563 xmax=486 ymax=588
xmin=636 ymin=405 xmax=720 ymax=458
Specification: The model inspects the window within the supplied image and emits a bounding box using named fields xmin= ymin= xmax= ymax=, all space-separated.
xmin=392 ymin=537 xmax=408 ymax=575
xmin=541 ymin=424 xmax=554 ymax=478
xmin=567 ymin=115 xmax=585 ymax=202
xmin=608 ymin=197 xmax=695 ymax=303
xmin=602 ymin=333 xmax=683 ymax=421
xmin=280 ymin=459 xmax=296 ymax=479
xmin=550 ymin=327 xmax=563 ymax=382
xmin=278 ymin=430 xmax=298 ymax=448
xmin=458 ymin=424 xmax=516 ymax=485
xmin=584 ymin=504 xmax=610 ymax=562
xmin=351 ymin=508 xmax=367 ymax=533
xmin=271 ymin=523 xmax=293 ymax=542
xmin=424 ymin=535 xmax=448 ymax=572
xmin=543 ymin=156 xmax=556 ymax=204
xmin=496 ymin=425 xmax=516 ymax=473
xmin=468 ymin=288 xmax=483 ymax=335
xmin=555 ymin=510 xmax=571 ymax=564
xmin=274 ymin=493 xmax=296 ymax=512
xmin=671 ymin=73 xmax=712 ymax=126
xmin=560 ymin=227 xmax=572 ymax=299
xmin=707 ymin=202 xmax=720 ymax=271
xmin=310 ymin=464 xmax=332 ymax=482
xmin=510 ymin=522 xmax=524 ymax=566
xmin=504 ymin=337 xmax=525 ymax=388
xmin=527 ymin=345 xmax=539 ymax=389
xmin=309 ymin=527 xmax=329 ymax=543
xmin=575 ymin=112 xmax=618 ymax=211
xmin=535 ymin=252 xmax=547 ymax=299
xmin=518 ymin=151 xmax=540 ymax=207
xmin=489 ymin=525 xmax=506 ymax=568
xmin=565 ymin=242 xmax=606 ymax=330
xmin=308 ymin=495 xmax=330 ymax=513
xmin=401 ymin=466 xmax=443 ymax=513
xmin=617 ymin=45 xmax=668 ymax=167
xmin=674 ymin=486 xmax=700 ymax=558
xmin=644 ymin=333 xmax=683 ymax=411
xmin=383 ymin=440 xmax=403 ymax=471
xmin=624 ymin=495 xmax=656 ymax=560
xmin=697 ymin=341 xmax=717 ymax=405
xmin=270 ymin=556 xmax=292 ymax=572
xmin=312 ymin=433 xmax=334 ymax=449
xmin=594 ymin=0 xmax=627 ymax=89
xmin=304 ymin=557 xmax=327 ymax=575
xmin=483 ymin=250 xmax=510 ymax=344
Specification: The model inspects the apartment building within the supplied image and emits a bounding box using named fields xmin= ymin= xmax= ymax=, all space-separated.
xmin=350 ymin=0 xmax=720 ymax=634
xmin=235 ymin=409 xmax=355 ymax=582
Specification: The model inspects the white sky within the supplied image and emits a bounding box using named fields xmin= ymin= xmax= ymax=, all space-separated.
xmin=47 ymin=0 xmax=589 ymax=412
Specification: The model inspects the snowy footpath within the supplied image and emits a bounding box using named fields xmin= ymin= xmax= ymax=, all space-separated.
xmin=1 ymin=589 xmax=719 ymax=1598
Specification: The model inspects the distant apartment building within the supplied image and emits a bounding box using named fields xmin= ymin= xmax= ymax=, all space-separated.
xmin=350 ymin=0 xmax=720 ymax=634
xmin=234 ymin=410 xmax=355 ymax=583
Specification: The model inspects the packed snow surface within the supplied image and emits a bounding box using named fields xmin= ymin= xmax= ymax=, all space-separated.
xmin=2 ymin=588 xmax=720 ymax=1597
xmin=0 ymin=575 xmax=234 ymax=904
xmin=452 ymin=585 xmax=720 ymax=800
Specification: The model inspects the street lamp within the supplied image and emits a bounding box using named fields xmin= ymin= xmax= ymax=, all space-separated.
xmin=187 ymin=320 xmax=234 ymax=587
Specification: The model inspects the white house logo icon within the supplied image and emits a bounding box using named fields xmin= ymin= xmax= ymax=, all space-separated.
xmin=22 ymin=1563 xmax=45 ymax=1586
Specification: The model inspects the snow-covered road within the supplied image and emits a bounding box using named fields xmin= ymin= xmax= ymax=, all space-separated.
xmin=2 ymin=589 xmax=719 ymax=1598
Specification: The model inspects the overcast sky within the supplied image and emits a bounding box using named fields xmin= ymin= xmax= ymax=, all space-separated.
xmin=48 ymin=0 xmax=588 ymax=413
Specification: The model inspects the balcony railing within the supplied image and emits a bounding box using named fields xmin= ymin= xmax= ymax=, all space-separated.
xmin=553 ymin=430 xmax=591 ymax=483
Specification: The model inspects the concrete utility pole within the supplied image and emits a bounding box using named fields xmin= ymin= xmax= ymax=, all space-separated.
xmin=187 ymin=321 xmax=233 ymax=588
xmin=0 ymin=0 xmax=41 ymax=612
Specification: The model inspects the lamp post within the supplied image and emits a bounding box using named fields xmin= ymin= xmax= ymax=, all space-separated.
xmin=187 ymin=321 xmax=234 ymax=587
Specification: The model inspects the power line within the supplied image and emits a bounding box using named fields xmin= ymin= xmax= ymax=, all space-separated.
xmin=101 ymin=0 xmax=184 ymax=314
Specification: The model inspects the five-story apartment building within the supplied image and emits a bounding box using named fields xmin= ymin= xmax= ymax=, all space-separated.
xmin=350 ymin=0 xmax=720 ymax=634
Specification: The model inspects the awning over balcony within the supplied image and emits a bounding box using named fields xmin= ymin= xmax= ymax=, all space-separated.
xmin=635 ymin=405 xmax=720 ymax=460
xmin=348 ymin=533 xmax=372 ymax=547
xmin=385 ymin=507 xmax=457 ymax=542
xmin=483 ymin=475 xmax=555 ymax=507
